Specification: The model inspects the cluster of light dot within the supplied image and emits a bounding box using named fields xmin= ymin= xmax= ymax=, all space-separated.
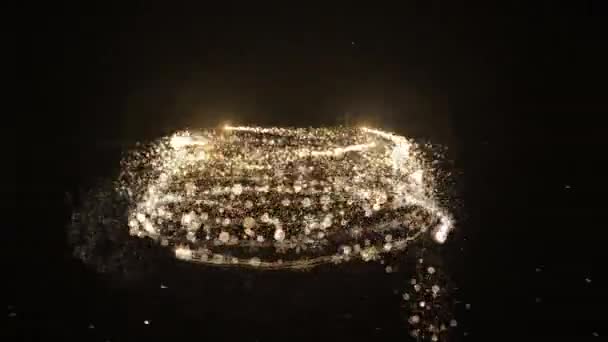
xmin=118 ymin=126 xmax=453 ymax=269
xmin=401 ymin=262 xmax=460 ymax=341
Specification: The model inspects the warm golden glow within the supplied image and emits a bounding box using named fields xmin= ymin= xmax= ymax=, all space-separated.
xmin=118 ymin=126 xmax=454 ymax=269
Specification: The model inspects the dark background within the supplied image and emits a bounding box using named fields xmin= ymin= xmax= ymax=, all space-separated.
xmin=14 ymin=2 xmax=607 ymax=341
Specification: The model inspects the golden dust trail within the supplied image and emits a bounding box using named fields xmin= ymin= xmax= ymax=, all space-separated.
xmin=119 ymin=126 xmax=454 ymax=269
xmin=69 ymin=125 xmax=459 ymax=341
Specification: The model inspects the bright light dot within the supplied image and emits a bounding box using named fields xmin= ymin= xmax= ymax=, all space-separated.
xmin=170 ymin=135 xmax=193 ymax=149
xmin=410 ymin=169 xmax=424 ymax=184
xmin=243 ymin=217 xmax=256 ymax=230
xmin=175 ymin=246 xmax=192 ymax=260
xmin=219 ymin=231 xmax=230 ymax=243
xmin=231 ymin=183 xmax=243 ymax=196
xmin=432 ymin=216 xmax=453 ymax=244
xmin=144 ymin=320 xmax=150 ymax=325
xmin=274 ymin=228 xmax=285 ymax=241
xmin=301 ymin=197 xmax=312 ymax=207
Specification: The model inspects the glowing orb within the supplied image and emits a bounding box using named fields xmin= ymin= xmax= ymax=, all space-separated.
xmin=116 ymin=126 xmax=454 ymax=269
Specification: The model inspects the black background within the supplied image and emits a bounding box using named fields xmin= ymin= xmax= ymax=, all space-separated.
xmin=14 ymin=2 xmax=607 ymax=341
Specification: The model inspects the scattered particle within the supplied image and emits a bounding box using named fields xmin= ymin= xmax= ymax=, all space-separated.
xmin=88 ymin=324 xmax=95 ymax=329
xmin=431 ymin=285 xmax=440 ymax=294
xmin=402 ymin=293 xmax=410 ymax=300
xmin=144 ymin=320 xmax=150 ymax=325
xmin=450 ymin=319 xmax=458 ymax=327
xmin=408 ymin=315 xmax=420 ymax=324
xmin=249 ymin=257 xmax=262 ymax=267
xmin=75 ymin=126 xmax=455 ymax=283
xmin=175 ymin=246 xmax=192 ymax=260
xmin=243 ymin=217 xmax=256 ymax=230
xmin=231 ymin=183 xmax=243 ymax=195
xmin=301 ymin=197 xmax=312 ymax=207
xmin=219 ymin=231 xmax=230 ymax=243
xmin=9 ymin=312 xmax=16 ymax=318
xmin=586 ymin=278 xmax=592 ymax=283
xmin=274 ymin=228 xmax=285 ymax=241
xmin=465 ymin=303 xmax=471 ymax=310
xmin=160 ymin=284 xmax=168 ymax=289
xmin=342 ymin=245 xmax=352 ymax=255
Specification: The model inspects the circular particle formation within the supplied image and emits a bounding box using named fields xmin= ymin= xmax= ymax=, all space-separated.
xmin=118 ymin=126 xmax=454 ymax=269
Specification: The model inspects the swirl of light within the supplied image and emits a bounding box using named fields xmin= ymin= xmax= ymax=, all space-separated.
xmin=116 ymin=126 xmax=454 ymax=270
